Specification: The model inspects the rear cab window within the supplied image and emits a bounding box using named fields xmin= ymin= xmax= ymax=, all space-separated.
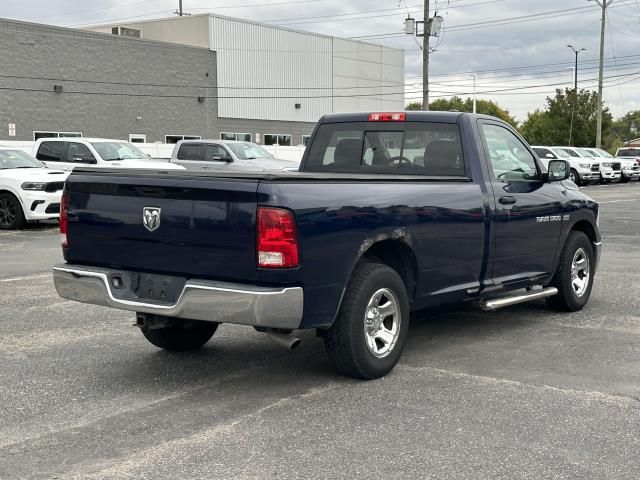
xmin=177 ymin=143 xmax=205 ymax=161
xmin=36 ymin=141 xmax=66 ymax=162
xmin=304 ymin=122 xmax=465 ymax=176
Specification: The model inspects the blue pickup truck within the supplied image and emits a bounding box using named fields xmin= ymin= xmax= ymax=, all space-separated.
xmin=53 ymin=112 xmax=601 ymax=379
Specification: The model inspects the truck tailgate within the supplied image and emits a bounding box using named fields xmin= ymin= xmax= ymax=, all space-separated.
xmin=64 ymin=171 xmax=260 ymax=282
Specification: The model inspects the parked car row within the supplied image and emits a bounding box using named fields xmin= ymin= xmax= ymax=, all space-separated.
xmin=532 ymin=145 xmax=640 ymax=186
xmin=0 ymin=136 xmax=300 ymax=229
xmin=1 ymin=138 xmax=183 ymax=230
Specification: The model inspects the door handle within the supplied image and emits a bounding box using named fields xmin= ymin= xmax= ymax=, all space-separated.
xmin=499 ymin=195 xmax=517 ymax=205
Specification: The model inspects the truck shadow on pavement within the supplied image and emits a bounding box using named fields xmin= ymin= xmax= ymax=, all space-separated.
xmin=89 ymin=301 xmax=559 ymax=390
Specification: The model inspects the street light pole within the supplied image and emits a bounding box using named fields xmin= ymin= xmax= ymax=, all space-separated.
xmin=566 ymin=45 xmax=585 ymax=147
xmin=567 ymin=45 xmax=585 ymax=91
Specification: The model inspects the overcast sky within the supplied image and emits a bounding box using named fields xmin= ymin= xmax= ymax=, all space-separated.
xmin=5 ymin=0 xmax=640 ymax=121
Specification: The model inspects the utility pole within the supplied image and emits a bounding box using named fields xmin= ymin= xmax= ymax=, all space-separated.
xmin=423 ymin=1 xmax=430 ymax=111
xmin=405 ymin=8 xmax=443 ymax=111
xmin=593 ymin=0 xmax=613 ymax=149
xmin=178 ymin=0 xmax=183 ymax=16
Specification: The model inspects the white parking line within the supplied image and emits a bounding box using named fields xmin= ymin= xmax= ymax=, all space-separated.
xmin=599 ymin=199 xmax=640 ymax=204
xmin=0 ymin=273 xmax=51 ymax=283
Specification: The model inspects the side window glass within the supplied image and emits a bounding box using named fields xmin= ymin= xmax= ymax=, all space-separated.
xmin=205 ymin=145 xmax=230 ymax=161
xmin=177 ymin=144 xmax=204 ymax=161
xmin=481 ymin=124 xmax=539 ymax=181
xmin=36 ymin=141 xmax=65 ymax=162
xmin=66 ymin=143 xmax=95 ymax=163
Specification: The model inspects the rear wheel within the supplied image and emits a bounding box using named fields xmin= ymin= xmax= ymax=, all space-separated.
xmin=140 ymin=319 xmax=218 ymax=351
xmin=0 ymin=193 xmax=25 ymax=230
xmin=547 ymin=231 xmax=594 ymax=312
xmin=323 ymin=261 xmax=410 ymax=379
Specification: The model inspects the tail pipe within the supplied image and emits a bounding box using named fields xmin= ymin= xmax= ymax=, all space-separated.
xmin=266 ymin=330 xmax=301 ymax=350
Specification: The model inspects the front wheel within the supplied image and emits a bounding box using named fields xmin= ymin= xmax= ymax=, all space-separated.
xmin=620 ymin=174 xmax=630 ymax=183
xmin=569 ymin=169 xmax=579 ymax=185
xmin=141 ymin=319 xmax=218 ymax=351
xmin=0 ymin=193 xmax=25 ymax=230
xmin=323 ymin=261 xmax=410 ymax=379
xmin=547 ymin=231 xmax=594 ymax=311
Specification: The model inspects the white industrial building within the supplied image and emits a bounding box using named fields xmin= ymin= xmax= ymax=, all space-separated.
xmin=0 ymin=14 xmax=404 ymax=147
xmin=87 ymin=14 xmax=405 ymax=130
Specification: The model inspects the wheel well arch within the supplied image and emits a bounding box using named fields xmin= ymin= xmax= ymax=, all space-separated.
xmin=0 ymin=189 xmax=22 ymax=205
xmin=570 ymin=219 xmax=597 ymax=244
xmin=359 ymin=239 xmax=419 ymax=303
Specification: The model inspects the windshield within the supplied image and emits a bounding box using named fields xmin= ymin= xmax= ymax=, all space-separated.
xmin=90 ymin=142 xmax=148 ymax=161
xmin=617 ymin=148 xmax=640 ymax=157
xmin=550 ymin=148 xmax=570 ymax=158
xmin=0 ymin=150 xmax=45 ymax=169
xmin=576 ymin=148 xmax=596 ymax=158
xmin=595 ymin=148 xmax=614 ymax=158
xmin=226 ymin=142 xmax=273 ymax=160
xmin=559 ymin=148 xmax=581 ymax=158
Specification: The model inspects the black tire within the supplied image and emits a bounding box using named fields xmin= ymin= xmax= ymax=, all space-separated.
xmin=0 ymin=193 xmax=26 ymax=230
xmin=547 ymin=231 xmax=594 ymax=312
xmin=141 ymin=320 xmax=218 ymax=351
xmin=620 ymin=174 xmax=630 ymax=183
xmin=569 ymin=169 xmax=580 ymax=186
xmin=324 ymin=261 xmax=410 ymax=380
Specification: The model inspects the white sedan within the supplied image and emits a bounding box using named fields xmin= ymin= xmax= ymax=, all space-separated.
xmin=0 ymin=148 xmax=69 ymax=229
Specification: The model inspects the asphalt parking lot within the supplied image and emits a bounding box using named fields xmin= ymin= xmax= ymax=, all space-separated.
xmin=1 ymin=182 xmax=639 ymax=479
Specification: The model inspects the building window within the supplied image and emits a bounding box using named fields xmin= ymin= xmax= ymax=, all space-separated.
xmin=165 ymin=135 xmax=201 ymax=144
xmin=221 ymin=132 xmax=252 ymax=142
xmin=302 ymin=135 xmax=311 ymax=146
xmin=129 ymin=134 xmax=147 ymax=143
xmin=33 ymin=131 xmax=82 ymax=141
xmin=264 ymin=134 xmax=292 ymax=146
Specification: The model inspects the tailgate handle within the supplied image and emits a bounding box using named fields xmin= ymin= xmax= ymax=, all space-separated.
xmin=499 ymin=196 xmax=517 ymax=205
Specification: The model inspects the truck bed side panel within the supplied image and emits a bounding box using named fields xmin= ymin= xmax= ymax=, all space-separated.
xmin=256 ymin=180 xmax=485 ymax=328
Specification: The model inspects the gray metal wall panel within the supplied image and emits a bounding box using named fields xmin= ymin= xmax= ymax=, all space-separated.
xmin=210 ymin=16 xmax=333 ymax=123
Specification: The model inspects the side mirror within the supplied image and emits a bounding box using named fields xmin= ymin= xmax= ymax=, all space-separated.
xmin=545 ymin=153 xmax=555 ymax=159
xmin=547 ymin=159 xmax=570 ymax=182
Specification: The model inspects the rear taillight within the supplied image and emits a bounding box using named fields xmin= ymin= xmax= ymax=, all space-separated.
xmin=60 ymin=191 xmax=69 ymax=248
xmin=257 ymin=207 xmax=299 ymax=268
xmin=368 ymin=112 xmax=406 ymax=122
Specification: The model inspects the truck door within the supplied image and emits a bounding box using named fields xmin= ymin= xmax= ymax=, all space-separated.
xmin=479 ymin=121 xmax=564 ymax=285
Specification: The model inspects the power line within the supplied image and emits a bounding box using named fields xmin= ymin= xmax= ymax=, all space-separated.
xmin=349 ymin=1 xmax=636 ymax=39
xmin=0 ymin=70 xmax=636 ymax=101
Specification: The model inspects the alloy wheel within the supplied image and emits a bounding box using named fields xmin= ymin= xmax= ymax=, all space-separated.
xmin=363 ymin=288 xmax=401 ymax=358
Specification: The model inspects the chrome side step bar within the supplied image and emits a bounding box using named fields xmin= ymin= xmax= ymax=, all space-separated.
xmin=478 ymin=287 xmax=558 ymax=312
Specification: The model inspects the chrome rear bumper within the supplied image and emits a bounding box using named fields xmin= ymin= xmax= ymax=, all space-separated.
xmin=53 ymin=265 xmax=303 ymax=329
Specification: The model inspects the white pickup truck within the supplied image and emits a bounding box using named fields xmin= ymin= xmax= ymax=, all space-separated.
xmin=532 ymin=146 xmax=600 ymax=185
xmin=33 ymin=138 xmax=184 ymax=171
xmin=613 ymin=147 xmax=640 ymax=182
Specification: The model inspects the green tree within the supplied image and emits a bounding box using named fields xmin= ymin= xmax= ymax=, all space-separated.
xmin=604 ymin=110 xmax=640 ymax=153
xmin=405 ymin=97 xmax=518 ymax=128
xmin=520 ymin=88 xmax=612 ymax=148
xmin=405 ymin=102 xmax=423 ymax=111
